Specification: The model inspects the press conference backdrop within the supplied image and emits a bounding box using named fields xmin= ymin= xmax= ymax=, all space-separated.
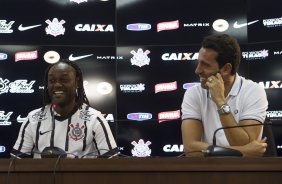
xmin=1 ymin=0 xmax=282 ymax=158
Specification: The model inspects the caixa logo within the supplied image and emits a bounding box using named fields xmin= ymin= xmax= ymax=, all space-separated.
xmin=163 ymin=144 xmax=184 ymax=152
xmin=0 ymin=146 xmax=6 ymax=153
xmin=127 ymin=113 xmax=152 ymax=121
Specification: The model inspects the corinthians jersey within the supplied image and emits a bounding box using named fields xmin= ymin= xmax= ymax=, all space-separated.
xmin=11 ymin=103 xmax=117 ymax=158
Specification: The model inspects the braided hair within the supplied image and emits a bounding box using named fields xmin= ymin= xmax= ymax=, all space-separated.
xmin=43 ymin=59 xmax=90 ymax=108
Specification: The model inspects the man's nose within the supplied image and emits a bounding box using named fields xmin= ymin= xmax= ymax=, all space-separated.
xmin=195 ymin=64 xmax=201 ymax=75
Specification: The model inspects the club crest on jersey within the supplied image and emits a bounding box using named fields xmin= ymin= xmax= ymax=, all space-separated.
xmin=69 ymin=123 xmax=85 ymax=141
xmin=45 ymin=18 xmax=66 ymax=37
xmin=79 ymin=110 xmax=92 ymax=121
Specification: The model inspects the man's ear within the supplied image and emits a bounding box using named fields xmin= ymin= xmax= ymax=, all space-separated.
xmin=221 ymin=63 xmax=232 ymax=75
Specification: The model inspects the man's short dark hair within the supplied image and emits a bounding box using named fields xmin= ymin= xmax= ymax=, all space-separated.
xmin=201 ymin=34 xmax=241 ymax=75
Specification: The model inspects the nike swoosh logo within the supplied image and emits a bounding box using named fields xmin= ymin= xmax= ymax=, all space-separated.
xmin=17 ymin=115 xmax=27 ymax=123
xmin=233 ymin=20 xmax=259 ymax=29
xmin=68 ymin=54 xmax=93 ymax=61
xmin=39 ymin=130 xmax=52 ymax=135
xmin=18 ymin=24 xmax=42 ymax=31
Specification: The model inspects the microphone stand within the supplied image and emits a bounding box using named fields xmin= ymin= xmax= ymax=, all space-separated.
xmin=203 ymin=123 xmax=266 ymax=157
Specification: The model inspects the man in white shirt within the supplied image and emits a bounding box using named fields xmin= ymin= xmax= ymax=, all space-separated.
xmin=181 ymin=34 xmax=268 ymax=157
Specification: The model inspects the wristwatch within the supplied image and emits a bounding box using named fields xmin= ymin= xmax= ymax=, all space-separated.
xmin=218 ymin=103 xmax=231 ymax=115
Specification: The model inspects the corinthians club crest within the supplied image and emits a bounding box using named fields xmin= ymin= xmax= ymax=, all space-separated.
xmin=130 ymin=48 xmax=150 ymax=67
xmin=45 ymin=18 xmax=66 ymax=37
xmin=69 ymin=123 xmax=85 ymax=141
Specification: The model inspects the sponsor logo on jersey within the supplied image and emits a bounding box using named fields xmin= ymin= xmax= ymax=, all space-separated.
xmin=0 ymin=111 xmax=13 ymax=126
xmin=70 ymin=0 xmax=88 ymax=4
xmin=158 ymin=110 xmax=180 ymax=123
xmin=127 ymin=23 xmax=151 ymax=31
xmin=242 ymin=49 xmax=269 ymax=60
xmin=45 ymin=18 xmax=66 ymax=37
xmin=157 ymin=20 xmax=179 ymax=32
xmin=131 ymin=139 xmax=151 ymax=157
xmin=163 ymin=144 xmax=184 ymax=152
xmin=155 ymin=81 xmax=177 ymax=93
xmin=0 ymin=146 xmax=6 ymax=153
xmin=258 ymin=81 xmax=282 ymax=89
xmin=183 ymin=82 xmax=199 ymax=89
xmin=130 ymin=48 xmax=150 ymax=67
xmin=75 ymin=24 xmax=114 ymax=32
xmin=212 ymin=19 xmax=229 ymax=32
xmin=127 ymin=113 xmax=152 ymax=121
xmin=263 ymin=17 xmax=282 ymax=27
xmin=120 ymin=83 xmax=145 ymax=93
xmin=162 ymin=52 xmax=198 ymax=61
xmin=0 ymin=20 xmax=15 ymax=33
xmin=32 ymin=110 xmax=47 ymax=121
xmin=79 ymin=109 xmax=92 ymax=121
xmin=15 ymin=50 xmax=38 ymax=62
xmin=0 ymin=53 xmax=8 ymax=60
xmin=69 ymin=123 xmax=85 ymax=141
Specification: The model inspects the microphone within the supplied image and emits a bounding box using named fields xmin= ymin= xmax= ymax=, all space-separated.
xmin=41 ymin=104 xmax=67 ymax=158
xmin=203 ymin=122 xmax=269 ymax=157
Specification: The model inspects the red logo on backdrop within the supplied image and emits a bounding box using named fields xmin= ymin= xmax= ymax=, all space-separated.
xmin=155 ymin=81 xmax=177 ymax=93
xmin=68 ymin=123 xmax=85 ymax=141
xmin=158 ymin=110 xmax=181 ymax=123
xmin=157 ymin=20 xmax=179 ymax=32
xmin=15 ymin=50 xmax=38 ymax=62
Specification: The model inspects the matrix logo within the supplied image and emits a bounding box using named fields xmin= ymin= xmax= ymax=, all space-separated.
xmin=183 ymin=23 xmax=209 ymax=27
xmin=75 ymin=24 xmax=114 ymax=32
xmin=127 ymin=113 xmax=152 ymax=121
xmin=0 ymin=146 xmax=5 ymax=153
xmin=242 ymin=49 xmax=269 ymax=60
xmin=258 ymin=81 xmax=282 ymax=89
xmin=162 ymin=52 xmax=198 ymax=61
xmin=127 ymin=23 xmax=151 ymax=31
xmin=274 ymin=51 xmax=282 ymax=55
